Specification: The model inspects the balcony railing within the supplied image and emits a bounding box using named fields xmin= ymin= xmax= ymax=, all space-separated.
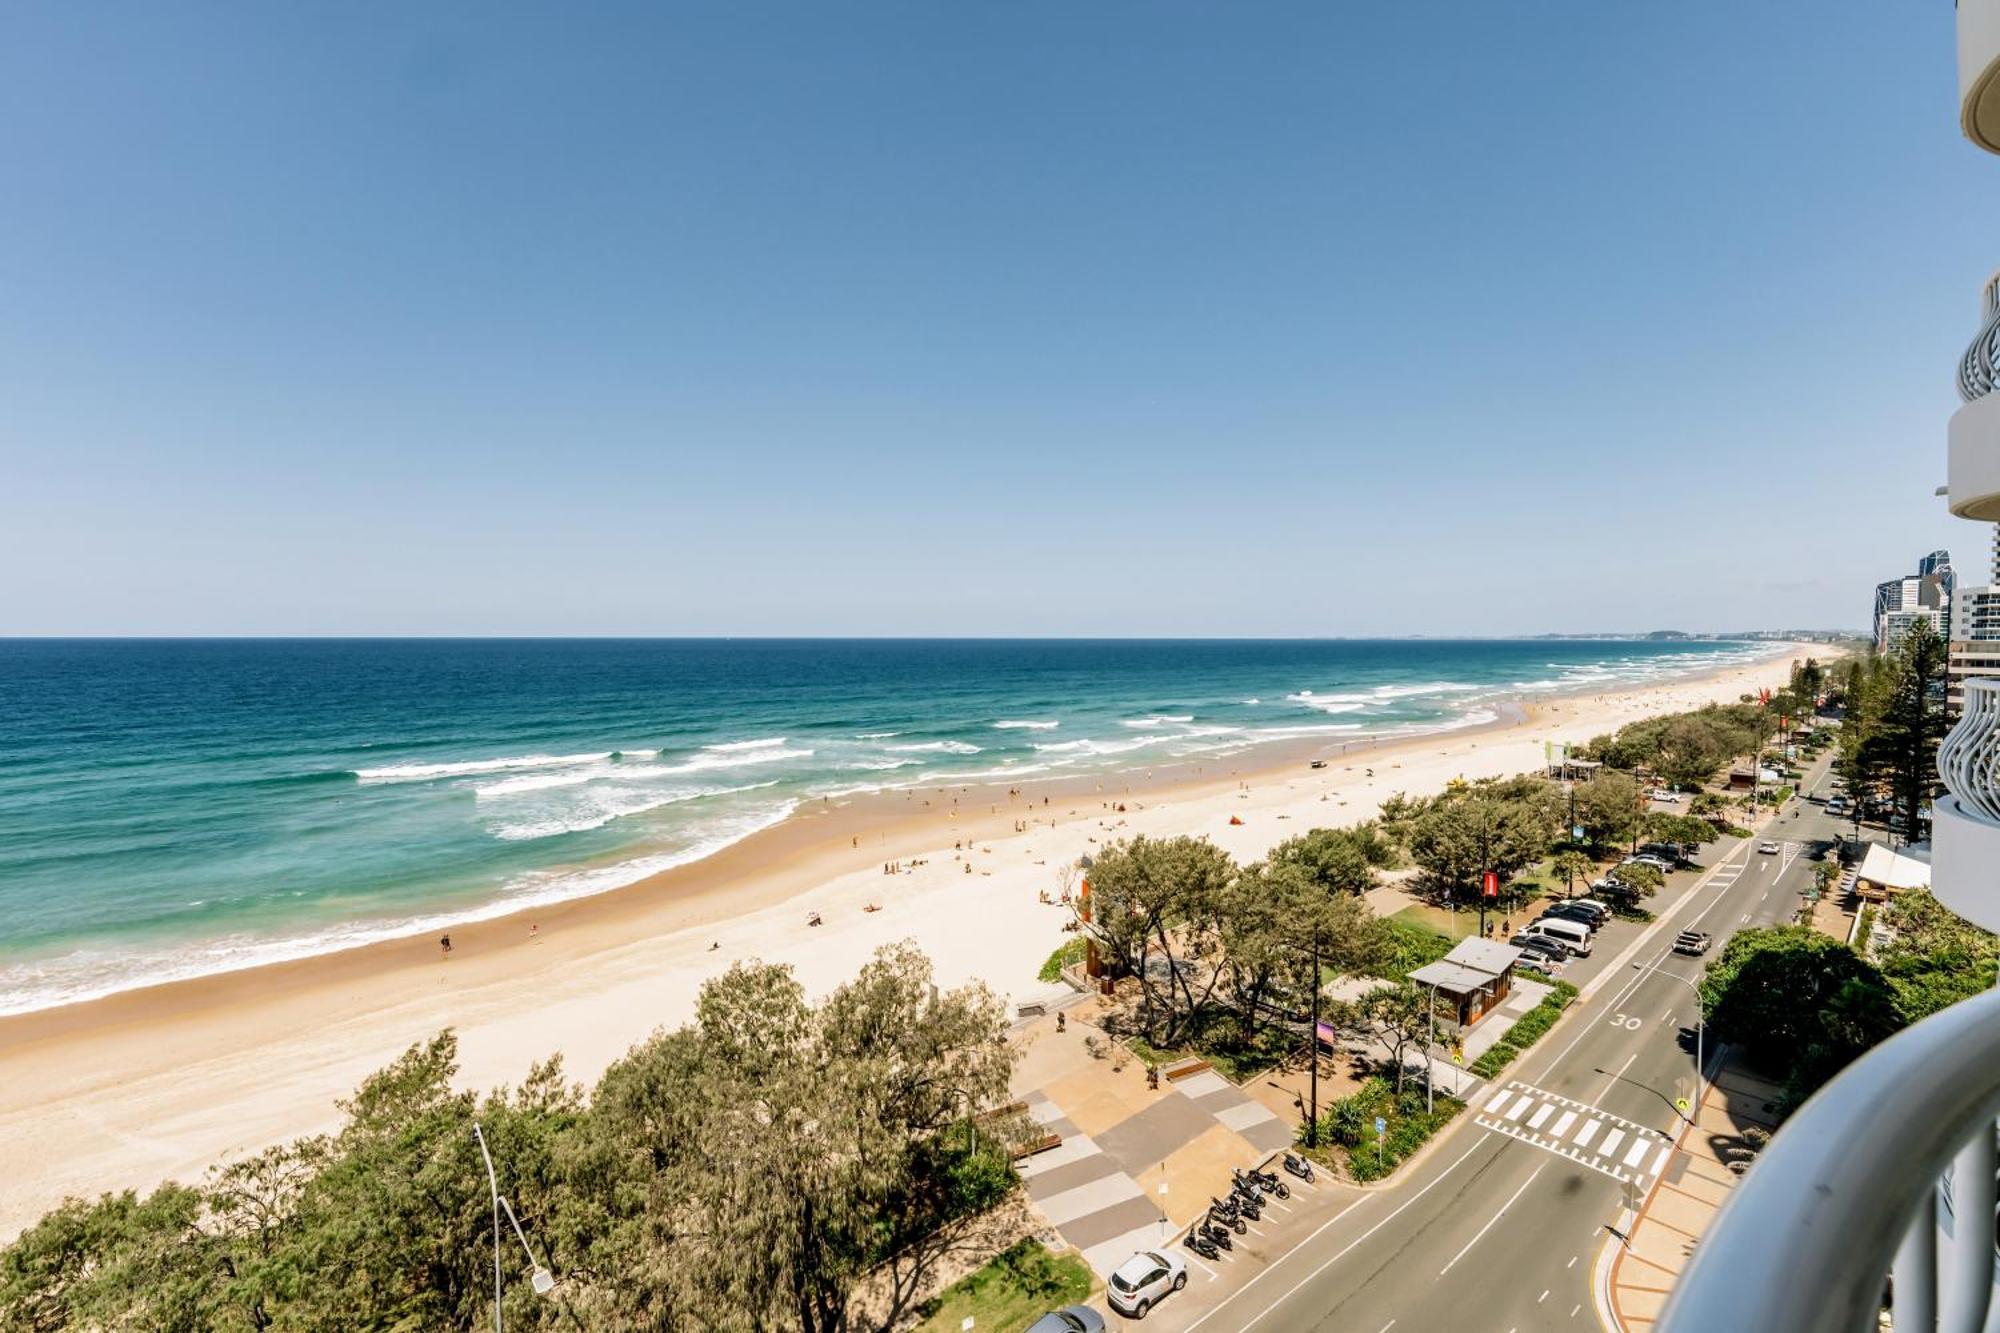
xmin=1959 ymin=300 xmax=2000 ymax=404
xmin=1656 ymin=983 xmax=2000 ymax=1332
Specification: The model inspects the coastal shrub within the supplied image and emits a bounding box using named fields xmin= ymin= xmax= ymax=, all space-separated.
xmin=1470 ymin=1042 xmax=1518 ymax=1079
xmin=1038 ymin=937 xmax=1087 ymax=983
xmin=1317 ymin=1077 xmax=1463 ymax=1183
xmin=0 ymin=943 xmax=1020 ymax=1333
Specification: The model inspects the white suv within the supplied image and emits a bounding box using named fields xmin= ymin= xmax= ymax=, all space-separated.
xmin=1107 ymin=1249 xmax=1187 ymax=1319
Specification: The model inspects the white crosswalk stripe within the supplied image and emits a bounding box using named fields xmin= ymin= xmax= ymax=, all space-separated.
xmin=1472 ymin=1080 xmax=1676 ymax=1186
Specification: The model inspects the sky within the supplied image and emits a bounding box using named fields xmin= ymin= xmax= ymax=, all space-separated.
xmin=0 ymin=2 xmax=1992 ymax=637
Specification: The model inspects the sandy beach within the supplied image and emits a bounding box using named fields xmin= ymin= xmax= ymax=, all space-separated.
xmin=0 ymin=645 xmax=1821 ymax=1239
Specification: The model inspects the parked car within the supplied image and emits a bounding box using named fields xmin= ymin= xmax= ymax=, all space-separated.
xmin=1826 ymin=797 xmax=1848 ymax=816
xmin=1107 ymin=1249 xmax=1187 ymax=1319
xmin=1565 ymin=897 xmax=1613 ymax=924
xmin=1519 ymin=918 xmax=1593 ymax=957
xmin=1539 ymin=903 xmax=1601 ymax=930
xmin=1623 ymin=853 xmax=1674 ymax=872
xmin=1649 ymin=789 xmax=1684 ymax=803
xmin=1673 ymin=930 xmax=1713 ymax=957
xmin=1513 ymin=934 xmax=1569 ymax=967
xmin=1029 ymin=1308 xmax=1108 ymax=1333
xmin=1639 ymin=843 xmax=1694 ymax=865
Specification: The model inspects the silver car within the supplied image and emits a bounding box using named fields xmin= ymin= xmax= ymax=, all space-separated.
xmin=1107 ymin=1248 xmax=1187 ymax=1319
xmin=1027 ymin=1307 xmax=1107 ymax=1333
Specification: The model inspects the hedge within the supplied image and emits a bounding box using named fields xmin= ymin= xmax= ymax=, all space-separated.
xmin=1468 ymin=980 xmax=1579 ymax=1080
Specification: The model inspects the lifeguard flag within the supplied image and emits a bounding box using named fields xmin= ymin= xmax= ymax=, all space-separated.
xmin=1482 ymin=870 xmax=1499 ymax=900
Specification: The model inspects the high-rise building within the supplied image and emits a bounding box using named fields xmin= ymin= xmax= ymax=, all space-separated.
xmin=1872 ymin=553 xmax=1951 ymax=653
xmin=1948 ymin=583 xmax=2000 ymax=713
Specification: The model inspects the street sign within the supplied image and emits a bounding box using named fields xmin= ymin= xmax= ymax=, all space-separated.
xmin=1675 ymin=1096 xmax=1690 ymax=1114
xmin=1572 ymin=825 xmax=1585 ymax=841
xmin=1451 ymin=1050 xmax=1463 ymax=1065
xmin=1374 ymin=1116 xmax=1387 ymax=1140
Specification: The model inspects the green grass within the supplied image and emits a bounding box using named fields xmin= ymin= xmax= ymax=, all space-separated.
xmin=914 ymin=1238 xmax=1095 ymax=1333
xmin=1038 ymin=937 xmax=1087 ymax=984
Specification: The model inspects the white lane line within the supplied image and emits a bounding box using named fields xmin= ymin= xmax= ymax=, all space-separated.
xmin=1376 ymin=1323 xmax=1396 ymax=1333
xmin=1438 ymin=1163 xmax=1545 ymax=1276
xmin=1550 ymin=1110 xmax=1577 ymax=1138
xmin=1527 ymin=1103 xmax=1555 ymax=1130
xmin=1651 ymin=1145 xmax=1671 ymax=1176
xmin=1622 ymin=1138 xmax=1651 ymax=1168
xmin=1567 ymin=1255 xmax=1578 ymax=1269
xmin=1184 ymin=1249 xmax=1218 ymax=1281
xmin=1188 ymin=1140 xmax=1483 ymax=1333
xmin=1540 ymin=1289 xmax=1551 ymax=1303
xmin=1601 ymin=1128 xmax=1626 ymax=1158
xmin=1573 ymin=1119 xmax=1601 ymax=1148
xmin=1571 ymin=1304 xmax=1582 ymax=1318
xmin=1506 ymin=1094 xmax=1533 ymax=1121
xmin=1594 ymin=1052 xmax=1637 ymax=1103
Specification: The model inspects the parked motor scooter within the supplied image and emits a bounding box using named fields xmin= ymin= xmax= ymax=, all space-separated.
xmin=1184 ymin=1230 xmax=1218 ymax=1261
xmin=1281 ymin=1152 xmax=1316 ymax=1184
xmin=1201 ymin=1221 xmax=1234 ymax=1251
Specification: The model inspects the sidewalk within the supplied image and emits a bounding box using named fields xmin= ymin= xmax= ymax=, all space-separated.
xmin=1606 ymin=1062 xmax=1783 ymax=1329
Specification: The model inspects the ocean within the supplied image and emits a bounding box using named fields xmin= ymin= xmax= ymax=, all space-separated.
xmin=0 ymin=638 xmax=1782 ymax=1015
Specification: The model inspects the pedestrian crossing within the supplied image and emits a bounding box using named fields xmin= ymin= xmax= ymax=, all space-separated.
xmin=1475 ymin=1080 xmax=1675 ymax=1186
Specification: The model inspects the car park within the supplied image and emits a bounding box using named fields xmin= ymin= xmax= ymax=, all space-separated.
xmin=1107 ymin=1249 xmax=1187 ymax=1319
xmin=1028 ymin=1308 xmax=1108 ymax=1333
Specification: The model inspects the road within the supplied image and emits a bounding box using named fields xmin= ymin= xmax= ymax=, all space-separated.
xmin=1151 ymin=765 xmax=1842 ymax=1333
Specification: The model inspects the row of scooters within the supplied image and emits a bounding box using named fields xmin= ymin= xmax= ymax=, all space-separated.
xmin=1182 ymin=1153 xmax=1316 ymax=1261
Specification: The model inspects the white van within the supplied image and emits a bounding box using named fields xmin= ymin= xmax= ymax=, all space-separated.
xmin=1520 ymin=918 xmax=1593 ymax=957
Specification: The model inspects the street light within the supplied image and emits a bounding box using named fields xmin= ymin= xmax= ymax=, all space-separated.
xmin=1631 ymin=961 xmax=1705 ymax=1122
xmin=472 ymin=1123 xmax=503 ymax=1333
xmin=499 ymin=1196 xmax=556 ymax=1297
xmin=472 ymin=1122 xmax=558 ymax=1332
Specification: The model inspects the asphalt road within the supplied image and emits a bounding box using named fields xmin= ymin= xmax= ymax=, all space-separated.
xmin=1149 ymin=762 xmax=1843 ymax=1333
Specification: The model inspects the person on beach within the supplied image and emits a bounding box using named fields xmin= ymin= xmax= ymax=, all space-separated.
xmin=439 ymin=934 xmax=452 ymax=958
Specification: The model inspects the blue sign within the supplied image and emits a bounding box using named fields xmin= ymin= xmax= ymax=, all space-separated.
xmin=1374 ymin=1116 xmax=1387 ymax=1139
xmin=1572 ymin=825 xmax=1585 ymax=841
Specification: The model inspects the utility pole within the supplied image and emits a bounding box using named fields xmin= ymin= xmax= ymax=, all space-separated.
xmin=1424 ymin=981 xmax=1437 ymax=1115
xmin=1306 ymin=923 xmax=1321 ymax=1148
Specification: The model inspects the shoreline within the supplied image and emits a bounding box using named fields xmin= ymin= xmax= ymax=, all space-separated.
xmin=0 ymin=647 xmax=1790 ymax=1025
xmin=0 ymin=644 xmax=1819 ymax=1239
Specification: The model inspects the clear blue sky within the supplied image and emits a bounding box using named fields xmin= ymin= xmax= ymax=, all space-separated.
xmin=0 ymin=2 xmax=1989 ymax=636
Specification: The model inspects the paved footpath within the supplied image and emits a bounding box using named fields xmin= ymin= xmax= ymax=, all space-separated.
xmin=1606 ymin=1063 xmax=1783 ymax=1329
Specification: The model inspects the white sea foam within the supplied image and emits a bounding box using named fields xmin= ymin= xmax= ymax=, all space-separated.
xmin=0 ymin=800 xmax=800 ymax=1017
xmin=1032 ymin=736 xmax=1156 ymax=756
xmin=355 ymin=751 xmax=610 ymax=784
xmin=886 ymin=740 xmax=982 ymax=754
xmin=1120 ymin=715 xmax=1194 ymax=728
xmin=702 ymin=737 xmax=788 ymax=752
xmin=991 ymin=719 xmax=1060 ymax=730
xmin=854 ymin=731 xmax=902 ymax=739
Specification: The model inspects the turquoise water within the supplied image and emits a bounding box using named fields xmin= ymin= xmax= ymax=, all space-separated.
xmin=0 ymin=638 xmax=1778 ymax=1013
